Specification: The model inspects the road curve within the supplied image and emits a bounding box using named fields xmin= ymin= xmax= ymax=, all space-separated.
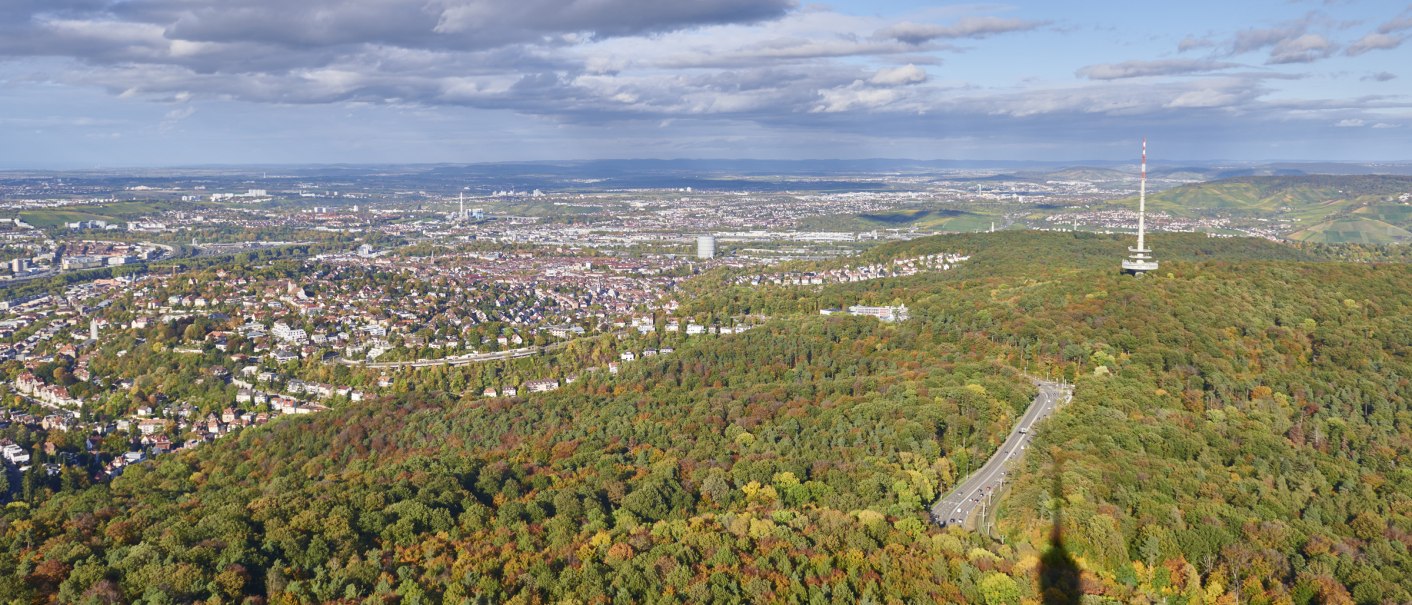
xmin=931 ymin=379 xmax=1072 ymax=528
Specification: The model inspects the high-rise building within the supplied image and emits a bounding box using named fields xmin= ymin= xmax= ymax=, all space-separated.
xmin=1121 ymin=139 xmax=1158 ymax=276
xmin=697 ymin=235 xmax=716 ymax=260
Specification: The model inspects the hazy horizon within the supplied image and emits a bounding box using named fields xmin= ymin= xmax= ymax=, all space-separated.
xmin=6 ymin=156 xmax=1412 ymax=174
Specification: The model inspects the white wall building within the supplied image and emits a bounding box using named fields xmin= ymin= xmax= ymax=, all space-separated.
xmin=696 ymin=235 xmax=716 ymax=260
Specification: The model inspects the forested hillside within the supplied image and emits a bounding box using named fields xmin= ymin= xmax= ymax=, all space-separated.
xmin=4 ymin=232 xmax=1411 ymax=604
xmin=927 ymin=236 xmax=1412 ymax=605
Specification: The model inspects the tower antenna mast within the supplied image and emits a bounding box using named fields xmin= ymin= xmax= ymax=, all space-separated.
xmin=1121 ymin=138 xmax=1158 ymax=275
xmin=1138 ymin=139 xmax=1146 ymax=253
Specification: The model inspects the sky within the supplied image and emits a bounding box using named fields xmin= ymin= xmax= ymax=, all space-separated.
xmin=0 ymin=0 xmax=1408 ymax=167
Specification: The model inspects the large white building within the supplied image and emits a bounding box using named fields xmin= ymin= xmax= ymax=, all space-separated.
xmin=847 ymin=305 xmax=910 ymax=322
xmin=697 ymin=235 xmax=716 ymax=260
xmin=272 ymin=321 xmax=309 ymax=344
xmin=525 ymin=378 xmax=560 ymax=393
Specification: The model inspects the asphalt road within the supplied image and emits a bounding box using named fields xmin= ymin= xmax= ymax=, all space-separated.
xmin=931 ymin=379 xmax=1073 ymax=528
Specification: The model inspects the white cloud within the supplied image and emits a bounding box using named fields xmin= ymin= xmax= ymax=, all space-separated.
xmin=1076 ymin=59 xmax=1236 ymax=80
xmin=813 ymin=86 xmax=901 ymax=113
xmin=1346 ymin=32 xmax=1403 ymax=55
xmin=1267 ymin=34 xmax=1336 ymax=64
xmin=1377 ymin=14 xmax=1412 ymax=34
xmin=868 ymin=64 xmax=926 ymax=86
xmin=877 ymin=17 xmax=1046 ymax=45
xmin=1231 ymin=25 xmax=1305 ymax=55
xmin=0 ymin=0 xmax=1402 ymax=161
xmin=1166 ymin=89 xmax=1245 ymax=109
xmin=1177 ymin=36 xmax=1214 ymax=52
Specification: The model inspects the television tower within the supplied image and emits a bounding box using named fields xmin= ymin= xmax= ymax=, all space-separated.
xmin=459 ymin=192 xmax=466 ymax=219
xmin=1121 ymin=138 xmax=1158 ymax=276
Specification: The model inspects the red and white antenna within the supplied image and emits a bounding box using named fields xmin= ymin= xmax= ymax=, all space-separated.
xmin=1137 ymin=138 xmax=1147 ymax=253
xmin=1123 ymin=137 xmax=1158 ymax=275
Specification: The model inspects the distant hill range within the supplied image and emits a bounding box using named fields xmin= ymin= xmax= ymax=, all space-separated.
xmin=8 ymin=158 xmax=1410 ymax=184
xmin=1114 ymin=174 xmax=1412 ymax=244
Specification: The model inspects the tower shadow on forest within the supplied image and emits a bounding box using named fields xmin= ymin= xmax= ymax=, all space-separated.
xmin=1039 ymin=461 xmax=1080 ymax=605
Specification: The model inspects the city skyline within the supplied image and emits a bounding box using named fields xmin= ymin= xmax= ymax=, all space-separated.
xmin=1 ymin=0 xmax=1409 ymax=167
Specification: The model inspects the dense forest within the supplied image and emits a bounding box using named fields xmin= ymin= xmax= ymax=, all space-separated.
xmin=3 ymin=231 xmax=1410 ymax=604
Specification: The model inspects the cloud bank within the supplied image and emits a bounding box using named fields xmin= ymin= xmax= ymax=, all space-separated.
xmin=0 ymin=0 xmax=1407 ymax=164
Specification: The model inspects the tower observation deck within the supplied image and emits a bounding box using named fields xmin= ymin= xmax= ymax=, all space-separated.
xmin=1122 ymin=139 xmax=1159 ymax=275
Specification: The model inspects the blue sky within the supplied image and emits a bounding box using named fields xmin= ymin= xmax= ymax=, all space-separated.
xmin=0 ymin=0 xmax=1408 ymax=167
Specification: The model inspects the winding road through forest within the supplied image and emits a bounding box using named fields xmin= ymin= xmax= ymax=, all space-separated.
xmin=931 ymin=379 xmax=1072 ymax=528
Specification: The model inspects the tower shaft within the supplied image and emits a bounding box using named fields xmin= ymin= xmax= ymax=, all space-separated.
xmin=1122 ymin=138 xmax=1158 ymax=275
xmin=1137 ymin=138 xmax=1146 ymax=253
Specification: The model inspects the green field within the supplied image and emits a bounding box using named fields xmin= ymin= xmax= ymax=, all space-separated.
xmin=19 ymin=200 xmax=207 ymax=229
xmin=1353 ymin=203 xmax=1412 ymax=223
xmin=1288 ymin=217 xmax=1412 ymax=243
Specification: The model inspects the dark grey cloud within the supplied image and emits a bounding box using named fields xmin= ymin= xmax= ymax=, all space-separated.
xmin=0 ymin=0 xmax=806 ymax=106
xmin=876 ymin=17 xmax=1047 ymax=45
xmin=1076 ymin=59 xmax=1238 ymax=81
xmin=1 ymin=2 xmax=1053 ymax=125
xmin=0 ymin=0 xmax=109 ymax=22
xmin=142 ymin=0 xmax=795 ymax=50
xmin=0 ymin=0 xmax=797 ymax=66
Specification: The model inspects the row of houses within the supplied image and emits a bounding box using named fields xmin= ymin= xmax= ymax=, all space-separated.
xmin=735 ymin=252 xmax=969 ymax=287
xmin=629 ymin=316 xmax=756 ymax=336
xmin=618 ymin=346 xmax=676 ymax=363
xmin=481 ymin=373 xmax=585 ymax=398
xmin=13 ymin=372 xmax=82 ymax=408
